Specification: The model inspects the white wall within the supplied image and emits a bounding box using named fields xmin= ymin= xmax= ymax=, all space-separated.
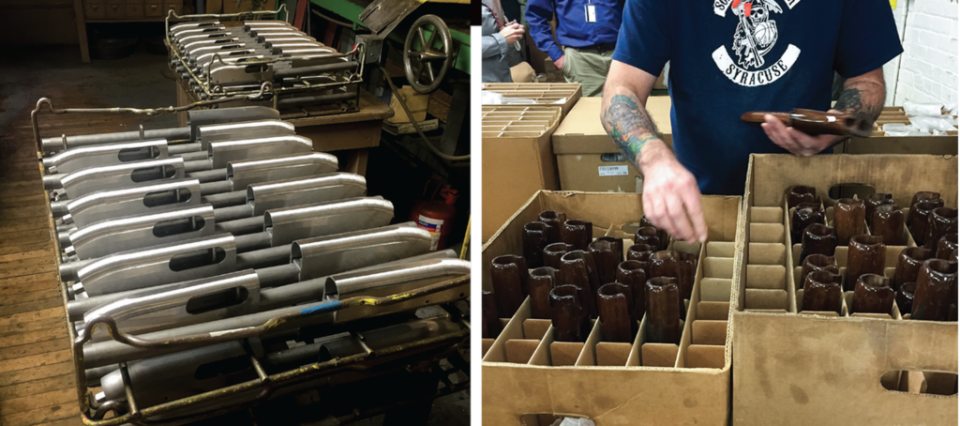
xmin=889 ymin=0 xmax=959 ymax=106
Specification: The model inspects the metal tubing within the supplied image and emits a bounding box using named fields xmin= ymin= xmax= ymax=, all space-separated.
xmin=255 ymin=263 xmax=301 ymax=288
xmin=179 ymin=151 xmax=209 ymax=162
xmin=41 ymin=127 xmax=190 ymax=153
xmin=215 ymin=215 xmax=264 ymax=235
xmin=201 ymin=190 xmax=247 ymax=208
xmin=188 ymin=168 xmax=228 ymax=183
xmin=199 ymin=180 xmax=233 ymax=195
xmin=168 ymin=143 xmax=203 ymax=155
xmin=258 ymin=249 xmax=457 ymax=310
xmin=184 ymin=159 xmax=214 ymax=173
xmin=213 ymin=204 xmax=255 ymax=222
xmin=272 ymin=61 xmax=358 ymax=78
xmin=235 ymin=244 xmax=290 ymax=269
xmin=276 ymin=92 xmax=357 ymax=108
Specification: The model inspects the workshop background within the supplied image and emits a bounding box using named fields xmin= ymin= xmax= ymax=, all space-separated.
xmin=0 ymin=1 xmax=471 ymax=426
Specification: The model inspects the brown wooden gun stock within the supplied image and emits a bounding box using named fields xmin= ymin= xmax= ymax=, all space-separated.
xmin=741 ymin=108 xmax=873 ymax=137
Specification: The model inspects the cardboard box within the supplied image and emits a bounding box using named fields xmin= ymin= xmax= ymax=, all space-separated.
xmin=734 ymin=154 xmax=959 ymax=425
xmin=482 ymin=190 xmax=744 ymax=425
xmin=482 ymin=83 xmax=582 ymax=119
xmin=840 ymin=106 xmax=958 ymax=155
xmin=842 ymin=135 xmax=958 ymax=155
xmin=481 ymin=106 xmax=563 ymax=242
xmin=386 ymin=85 xmax=429 ymax=124
xmin=552 ymin=96 xmax=673 ymax=193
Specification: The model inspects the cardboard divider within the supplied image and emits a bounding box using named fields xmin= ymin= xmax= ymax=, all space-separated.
xmin=843 ymin=291 xmax=903 ymax=320
xmin=749 ymin=223 xmax=785 ymax=243
xmin=692 ymin=320 xmax=729 ymax=345
xmin=572 ymin=320 xmax=602 ymax=366
xmin=482 ymin=83 xmax=583 ymax=118
xmin=706 ymin=241 xmax=736 ymax=257
xmin=703 ymin=257 xmax=735 ymax=278
xmin=682 ymin=240 xmax=732 ymax=369
xmin=641 ymin=342 xmax=680 ymax=367
xmin=697 ymin=301 xmax=731 ymax=320
xmin=748 ymin=242 xmax=786 ymax=265
xmin=700 ymin=278 xmax=733 ymax=301
xmin=484 ymin=297 xmax=535 ymax=363
xmin=596 ymin=341 xmax=636 ymax=367
xmin=547 ymin=323 xmax=592 ymax=367
xmin=625 ymin=314 xmax=648 ymax=366
xmin=745 ymin=288 xmax=789 ymax=312
xmin=750 ymin=206 xmax=783 ymax=224
xmin=746 ymin=265 xmax=787 ymax=290
xmin=528 ymin=324 xmax=555 ymax=366
xmin=524 ymin=319 xmax=553 ymax=340
xmin=482 ymin=339 xmax=495 ymax=356
xmin=686 ymin=344 xmax=726 ymax=369
xmin=796 ymin=288 xmax=847 ymax=317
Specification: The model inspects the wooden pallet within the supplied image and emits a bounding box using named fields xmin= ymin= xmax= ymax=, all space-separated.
xmin=0 ymin=98 xmax=170 ymax=425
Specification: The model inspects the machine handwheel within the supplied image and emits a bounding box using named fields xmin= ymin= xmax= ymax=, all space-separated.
xmin=403 ymin=14 xmax=453 ymax=94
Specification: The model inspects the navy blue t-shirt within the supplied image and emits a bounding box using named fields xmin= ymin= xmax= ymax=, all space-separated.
xmin=612 ymin=0 xmax=903 ymax=195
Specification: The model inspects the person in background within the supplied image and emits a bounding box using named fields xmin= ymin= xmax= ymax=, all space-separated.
xmin=483 ymin=0 xmax=525 ymax=83
xmin=526 ymin=0 xmax=624 ymax=96
xmin=600 ymin=0 xmax=902 ymax=243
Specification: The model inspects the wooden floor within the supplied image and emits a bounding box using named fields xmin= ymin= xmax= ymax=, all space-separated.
xmin=0 ymin=46 xmax=178 ymax=426
xmin=0 ymin=106 xmax=86 ymax=426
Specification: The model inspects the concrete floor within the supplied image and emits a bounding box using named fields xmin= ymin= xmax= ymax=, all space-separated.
xmin=0 ymin=44 xmax=469 ymax=426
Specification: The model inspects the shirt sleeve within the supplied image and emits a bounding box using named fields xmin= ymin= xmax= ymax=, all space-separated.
xmin=834 ymin=0 xmax=903 ymax=78
xmin=610 ymin=0 xmax=672 ymax=77
xmin=482 ymin=7 xmax=510 ymax=60
xmin=525 ymin=0 xmax=564 ymax=61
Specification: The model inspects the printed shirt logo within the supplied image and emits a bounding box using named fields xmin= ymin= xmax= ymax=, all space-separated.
xmin=711 ymin=0 xmax=801 ymax=87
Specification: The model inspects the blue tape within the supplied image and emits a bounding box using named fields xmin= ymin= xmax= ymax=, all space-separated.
xmin=299 ymin=301 xmax=342 ymax=316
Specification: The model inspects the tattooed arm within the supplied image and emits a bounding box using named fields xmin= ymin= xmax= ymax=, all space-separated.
xmin=601 ymin=61 xmax=707 ymax=243
xmin=763 ymin=68 xmax=885 ymax=156
xmin=833 ymin=68 xmax=886 ymax=121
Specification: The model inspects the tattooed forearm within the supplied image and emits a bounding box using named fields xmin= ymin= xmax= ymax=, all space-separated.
xmin=834 ymin=88 xmax=863 ymax=114
xmin=601 ymin=93 xmax=662 ymax=170
xmin=835 ymin=70 xmax=886 ymax=121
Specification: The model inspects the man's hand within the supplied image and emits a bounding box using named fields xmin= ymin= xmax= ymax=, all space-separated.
xmin=763 ymin=68 xmax=886 ymax=156
xmin=499 ymin=23 xmax=524 ymax=44
xmin=554 ymin=55 xmax=565 ymax=70
xmin=640 ymin=146 xmax=708 ymax=243
xmin=761 ymin=109 xmax=845 ymax=157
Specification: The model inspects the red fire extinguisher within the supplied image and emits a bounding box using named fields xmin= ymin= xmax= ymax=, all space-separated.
xmin=410 ymin=186 xmax=458 ymax=251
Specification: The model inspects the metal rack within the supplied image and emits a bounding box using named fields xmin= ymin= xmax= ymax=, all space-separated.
xmin=164 ymin=6 xmax=365 ymax=116
xmin=31 ymin=98 xmax=471 ymax=425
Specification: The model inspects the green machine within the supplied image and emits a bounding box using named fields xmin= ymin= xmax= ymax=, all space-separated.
xmin=310 ymin=0 xmax=470 ymax=93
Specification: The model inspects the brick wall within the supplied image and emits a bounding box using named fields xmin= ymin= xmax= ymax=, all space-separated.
xmin=892 ymin=0 xmax=958 ymax=106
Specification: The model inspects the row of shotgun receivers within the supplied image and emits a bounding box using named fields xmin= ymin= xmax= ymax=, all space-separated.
xmin=37 ymin=104 xmax=469 ymax=416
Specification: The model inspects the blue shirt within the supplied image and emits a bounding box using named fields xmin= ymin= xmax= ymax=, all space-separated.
xmin=526 ymin=0 xmax=624 ymax=61
xmin=612 ymin=0 xmax=903 ymax=195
